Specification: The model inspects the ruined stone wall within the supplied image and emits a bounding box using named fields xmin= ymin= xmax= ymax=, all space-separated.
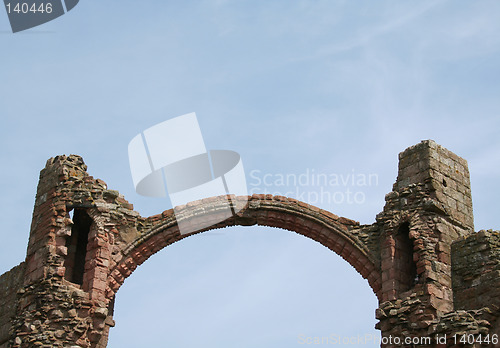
xmin=5 ymin=155 xmax=133 ymax=348
xmin=452 ymin=230 xmax=500 ymax=311
xmin=0 ymin=263 xmax=25 ymax=348
xmin=0 ymin=140 xmax=499 ymax=348
xmin=372 ymin=140 xmax=498 ymax=347
xmin=395 ymin=140 xmax=474 ymax=232
xmin=0 ymin=154 xmax=380 ymax=348
xmin=377 ymin=140 xmax=473 ymax=309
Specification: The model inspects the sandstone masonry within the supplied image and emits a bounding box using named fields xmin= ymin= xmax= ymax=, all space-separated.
xmin=0 ymin=140 xmax=498 ymax=347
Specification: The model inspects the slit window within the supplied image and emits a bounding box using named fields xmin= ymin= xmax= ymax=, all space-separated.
xmin=64 ymin=209 xmax=92 ymax=285
xmin=394 ymin=222 xmax=417 ymax=292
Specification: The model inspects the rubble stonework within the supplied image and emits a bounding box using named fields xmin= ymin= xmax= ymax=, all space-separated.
xmin=0 ymin=140 xmax=498 ymax=348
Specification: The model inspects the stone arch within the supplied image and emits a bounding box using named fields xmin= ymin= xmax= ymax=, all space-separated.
xmin=106 ymin=195 xmax=382 ymax=303
xmin=4 ymin=141 xmax=496 ymax=348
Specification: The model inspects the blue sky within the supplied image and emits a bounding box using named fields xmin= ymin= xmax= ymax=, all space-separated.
xmin=1 ymin=1 xmax=499 ymax=347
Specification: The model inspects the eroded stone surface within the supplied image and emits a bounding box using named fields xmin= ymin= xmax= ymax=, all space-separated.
xmin=0 ymin=140 xmax=498 ymax=348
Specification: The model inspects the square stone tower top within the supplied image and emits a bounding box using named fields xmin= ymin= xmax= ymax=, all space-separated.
xmin=395 ymin=140 xmax=473 ymax=232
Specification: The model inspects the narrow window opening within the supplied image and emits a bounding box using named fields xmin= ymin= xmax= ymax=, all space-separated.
xmin=64 ymin=209 xmax=92 ymax=285
xmin=394 ymin=222 xmax=417 ymax=292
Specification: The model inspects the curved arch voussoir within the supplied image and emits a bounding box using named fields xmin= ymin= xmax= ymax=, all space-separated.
xmin=107 ymin=195 xmax=381 ymax=300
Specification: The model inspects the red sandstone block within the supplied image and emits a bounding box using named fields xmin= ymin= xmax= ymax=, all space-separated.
xmin=99 ymin=248 xmax=111 ymax=261
xmin=168 ymin=226 xmax=181 ymax=236
xmin=147 ymin=240 xmax=159 ymax=252
xmin=151 ymin=242 xmax=163 ymax=253
xmin=371 ymin=280 xmax=382 ymax=294
xmin=96 ymin=178 xmax=107 ymax=187
xmin=413 ymin=238 xmax=424 ymax=248
xmin=362 ymin=259 xmax=374 ymax=270
xmin=294 ymin=216 xmax=305 ymax=227
xmin=369 ymin=270 xmax=382 ymax=282
xmin=54 ymin=202 xmax=66 ymax=211
xmin=133 ymin=252 xmax=148 ymax=265
xmin=112 ymin=270 xmax=124 ymax=283
xmin=349 ymin=257 xmax=362 ymax=271
xmin=56 ymin=245 xmax=67 ymax=256
xmin=37 ymin=203 xmax=54 ymax=215
xmin=109 ymin=278 xmax=120 ymax=291
xmin=338 ymin=217 xmax=359 ymax=225
xmin=56 ymin=266 xmax=65 ymax=277
xmin=96 ymin=238 xmax=109 ymax=248
xmin=106 ymin=288 xmax=115 ymax=299
xmin=86 ymin=249 xmax=99 ymax=260
xmin=324 ymin=240 xmax=339 ymax=253
xmin=33 ymin=267 xmax=46 ymax=281
xmin=416 ymin=263 xmax=428 ymax=275
xmin=149 ymin=233 xmax=163 ymax=245
xmin=361 ymin=267 xmax=375 ymax=281
xmin=130 ymin=250 xmax=142 ymax=260
xmin=319 ymin=209 xmax=339 ymax=220
xmin=308 ymin=225 xmax=322 ymax=238
xmin=429 ymin=295 xmax=452 ymax=313
xmin=89 ymin=289 xmax=106 ymax=302
xmin=342 ymin=243 xmax=354 ymax=255
xmin=437 ymin=252 xmax=449 ymax=263
xmin=382 ymin=279 xmax=397 ymax=290
xmin=336 ymin=238 xmax=346 ymax=249
xmin=388 ymin=268 xmax=398 ymax=280
xmin=308 ymin=204 xmax=320 ymax=212
xmin=138 ymin=243 xmax=150 ymax=253
xmin=380 ymin=246 xmax=396 ymax=260
xmin=116 ymin=264 xmax=129 ymax=276
xmin=318 ymin=228 xmax=331 ymax=239
xmin=383 ymin=289 xmax=397 ymax=301
xmin=297 ymin=200 xmax=309 ymax=208
xmin=303 ymin=219 xmax=316 ymax=230
xmin=352 ymin=254 xmax=365 ymax=268
xmin=149 ymin=213 xmax=162 ymax=221
xmin=266 ymin=211 xmax=281 ymax=220
xmin=412 ymin=252 xmax=420 ymax=263
xmin=442 ymin=289 xmax=452 ymax=302
xmin=425 ymin=283 xmax=444 ymax=299
xmin=83 ymin=272 xmax=94 ymax=284
xmin=90 ymin=278 xmax=107 ymax=291
xmin=161 ymin=208 xmax=175 ymax=217
xmin=83 ymin=175 xmax=94 ymax=182
xmin=284 ymin=215 xmax=296 ymax=230
xmin=358 ymin=267 xmax=369 ymax=280
xmin=155 ymin=231 xmax=170 ymax=244
xmin=96 ymin=269 xmax=108 ymax=281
